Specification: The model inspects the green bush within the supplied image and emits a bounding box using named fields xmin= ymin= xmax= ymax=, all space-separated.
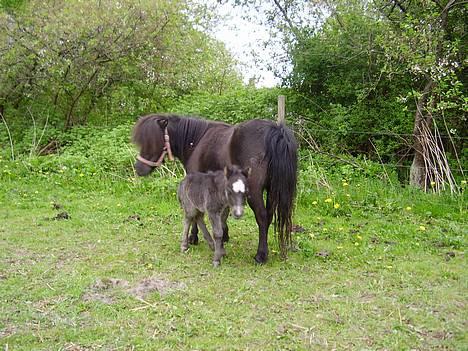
xmin=166 ymin=87 xmax=283 ymax=124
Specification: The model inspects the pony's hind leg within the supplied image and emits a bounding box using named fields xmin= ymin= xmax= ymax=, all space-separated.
xmin=248 ymin=189 xmax=270 ymax=264
xmin=196 ymin=217 xmax=215 ymax=251
xmin=180 ymin=217 xmax=192 ymax=252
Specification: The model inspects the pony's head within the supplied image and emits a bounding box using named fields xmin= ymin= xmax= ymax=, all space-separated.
xmin=224 ymin=165 xmax=250 ymax=219
xmin=132 ymin=115 xmax=172 ymax=176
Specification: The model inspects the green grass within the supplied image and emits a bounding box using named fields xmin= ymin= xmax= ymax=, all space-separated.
xmin=0 ymin=171 xmax=467 ymax=350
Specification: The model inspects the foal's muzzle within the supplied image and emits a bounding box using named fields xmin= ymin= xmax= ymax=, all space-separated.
xmin=232 ymin=205 xmax=244 ymax=219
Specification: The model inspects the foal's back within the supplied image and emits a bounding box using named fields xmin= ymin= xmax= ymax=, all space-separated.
xmin=177 ymin=171 xmax=225 ymax=217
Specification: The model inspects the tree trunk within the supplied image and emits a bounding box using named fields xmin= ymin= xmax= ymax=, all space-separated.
xmin=409 ymin=80 xmax=435 ymax=189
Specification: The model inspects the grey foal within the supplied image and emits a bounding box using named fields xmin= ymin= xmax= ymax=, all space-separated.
xmin=177 ymin=166 xmax=249 ymax=266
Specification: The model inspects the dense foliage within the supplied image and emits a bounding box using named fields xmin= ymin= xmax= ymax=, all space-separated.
xmin=0 ymin=0 xmax=466 ymax=188
xmin=0 ymin=0 xmax=241 ymax=131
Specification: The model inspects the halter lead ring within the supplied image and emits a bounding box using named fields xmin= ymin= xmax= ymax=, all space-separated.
xmin=137 ymin=128 xmax=174 ymax=167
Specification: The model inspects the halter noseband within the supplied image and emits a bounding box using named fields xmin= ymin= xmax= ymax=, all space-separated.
xmin=137 ymin=128 xmax=174 ymax=168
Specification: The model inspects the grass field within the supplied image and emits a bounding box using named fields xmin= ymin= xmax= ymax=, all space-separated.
xmin=0 ymin=168 xmax=466 ymax=350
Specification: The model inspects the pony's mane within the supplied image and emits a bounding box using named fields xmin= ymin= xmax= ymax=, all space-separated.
xmin=133 ymin=114 xmax=225 ymax=162
xmin=169 ymin=115 xmax=225 ymax=162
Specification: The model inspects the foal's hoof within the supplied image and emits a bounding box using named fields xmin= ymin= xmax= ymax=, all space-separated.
xmin=212 ymin=260 xmax=221 ymax=268
xmin=254 ymin=252 xmax=268 ymax=264
xmin=180 ymin=246 xmax=189 ymax=253
xmin=188 ymin=235 xmax=199 ymax=245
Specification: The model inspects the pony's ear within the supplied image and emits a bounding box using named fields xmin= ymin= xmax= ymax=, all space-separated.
xmin=242 ymin=167 xmax=251 ymax=178
xmin=157 ymin=118 xmax=168 ymax=129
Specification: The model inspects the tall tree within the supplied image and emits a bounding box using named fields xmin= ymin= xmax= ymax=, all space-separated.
xmin=240 ymin=0 xmax=466 ymax=189
xmin=375 ymin=0 xmax=466 ymax=190
xmin=0 ymin=0 xmax=241 ymax=129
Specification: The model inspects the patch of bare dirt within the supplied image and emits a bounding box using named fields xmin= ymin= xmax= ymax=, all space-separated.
xmin=315 ymin=250 xmax=330 ymax=258
xmin=127 ymin=277 xmax=186 ymax=299
xmin=62 ymin=342 xmax=94 ymax=351
xmin=82 ymin=278 xmax=129 ymax=304
xmin=0 ymin=325 xmax=18 ymax=338
xmin=82 ymin=276 xmax=186 ymax=304
xmin=53 ymin=211 xmax=71 ymax=220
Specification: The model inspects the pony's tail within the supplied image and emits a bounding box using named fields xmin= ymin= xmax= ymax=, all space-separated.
xmin=265 ymin=122 xmax=298 ymax=259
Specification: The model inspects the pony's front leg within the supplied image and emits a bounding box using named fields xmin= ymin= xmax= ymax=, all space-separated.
xmin=209 ymin=215 xmax=226 ymax=267
xmin=180 ymin=217 xmax=192 ymax=252
xmin=221 ymin=207 xmax=230 ymax=243
xmin=188 ymin=223 xmax=199 ymax=245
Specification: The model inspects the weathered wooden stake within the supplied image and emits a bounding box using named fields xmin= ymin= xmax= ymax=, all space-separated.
xmin=277 ymin=95 xmax=285 ymax=125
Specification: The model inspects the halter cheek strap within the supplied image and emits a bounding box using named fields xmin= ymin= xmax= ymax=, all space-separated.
xmin=137 ymin=128 xmax=174 ymax=168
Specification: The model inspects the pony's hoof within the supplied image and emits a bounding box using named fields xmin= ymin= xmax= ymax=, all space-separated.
xmin=212 ymin=260 xmax=221 ymax=268
xmin=188 ymin=235 xmax=199 ymax=245
xmin=180 ymin=246 xmax=189 ymax=253
xmin=254 ymin=252 xmax=268 ymax=264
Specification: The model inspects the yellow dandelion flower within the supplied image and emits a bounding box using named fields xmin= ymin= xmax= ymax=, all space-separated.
xmin=405 ymin=206 xmax=412 ymax=211
xmin=334 ymin=203 xmax=340 ymax=209
xmin=79 ymin=173 xmax=84 ymax=177
xmin=337 ymin=246 xmax=343 ymax=249
xmin=312 ymin=200 xmax=318 ymax=205
xmin=325 ymin=198 xmax=332 ymax=203
xmin=419 ymin=225 xmax=426 ymax=231
xmin=356 ymin=235 xmax=362 ymax=240
xmin=309 ymin=233 xmax=315 ymax=239
xmin=338 ymin=227 xmax=344 ymax=231
xmin=342 ymin=182 xmax=349 ymax=187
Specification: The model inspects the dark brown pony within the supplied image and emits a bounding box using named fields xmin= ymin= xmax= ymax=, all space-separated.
xmin=132 ymin=114 xmax=297 ymax=263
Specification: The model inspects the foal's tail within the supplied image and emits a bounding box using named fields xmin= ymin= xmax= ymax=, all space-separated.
xmin=265 ymin=122 xmax=298 ymax=258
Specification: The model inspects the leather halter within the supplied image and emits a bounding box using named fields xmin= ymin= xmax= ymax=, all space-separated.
xmin=136 ymin=128 xmax=174 ymax=167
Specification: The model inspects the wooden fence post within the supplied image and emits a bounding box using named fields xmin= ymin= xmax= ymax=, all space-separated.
xmin=277 ymin=95 xmax=285 ymax=125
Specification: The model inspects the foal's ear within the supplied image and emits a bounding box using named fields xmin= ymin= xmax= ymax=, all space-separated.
xmin=157 ymin=118 xmax=168 ymax=129
xmin=224 ymin=166 xmax=234 ymax=178
xmin=242 ymin=167 xmax=251 ymax=178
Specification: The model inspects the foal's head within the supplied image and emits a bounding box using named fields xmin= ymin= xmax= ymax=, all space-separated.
xmin=132 ymin=115 xmax=169 ymax=176
xmin=224 ymin=166 xmax=250 ymax=219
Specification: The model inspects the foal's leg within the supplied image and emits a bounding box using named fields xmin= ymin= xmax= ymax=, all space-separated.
xmin=248 ymin=189 xmax=270 ymax=264
xmin=180 ymin=217 xmax=192 ymax=252
xmin=188 ymin=223 xmax=199 ymax=245
xmin=221 ymin=207 xmax=230 ymax=243
xmin=196 ymin=217 xmax=215 ymax=251
xmin=209 ymin=214 xmax=226 ymax=267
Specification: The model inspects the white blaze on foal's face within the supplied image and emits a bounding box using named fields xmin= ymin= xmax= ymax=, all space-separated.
xmin=232 ymin=179 xmax=245 ymax=193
